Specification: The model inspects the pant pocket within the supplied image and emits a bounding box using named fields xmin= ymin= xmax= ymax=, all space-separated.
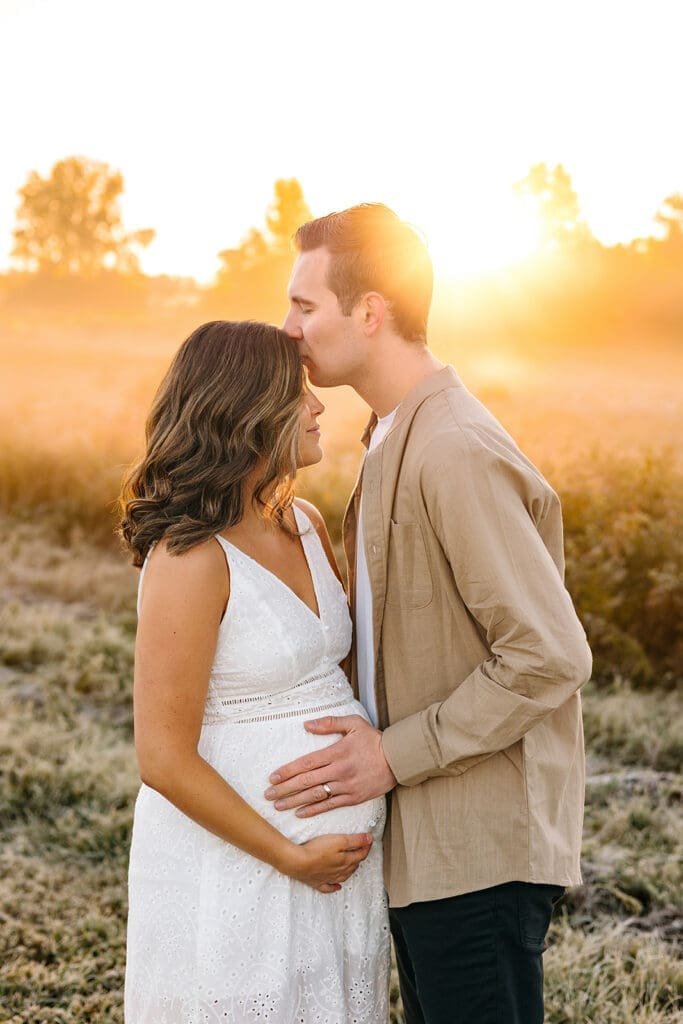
xmin=517 ymin=883 xmax=565 ymax=953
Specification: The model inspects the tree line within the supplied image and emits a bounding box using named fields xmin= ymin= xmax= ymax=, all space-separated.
xmin=8 ymin=155 xmax=683 ymax=275
xmin=2 ymin=159 xmax=314 ymax=322
xmin=2 ymin=155 xmax=682 ymax=337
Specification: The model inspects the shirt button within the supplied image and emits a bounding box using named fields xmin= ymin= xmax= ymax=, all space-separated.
xmin=371 ymin=544 xmax=379 ymax=555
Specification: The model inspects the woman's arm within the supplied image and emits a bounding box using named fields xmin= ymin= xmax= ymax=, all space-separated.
xmin=134 ymin=537 xmax=371 ymax=892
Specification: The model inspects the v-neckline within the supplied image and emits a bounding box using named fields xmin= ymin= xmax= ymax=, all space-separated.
xmin=218 ymin=506 xmax=322 ymax=623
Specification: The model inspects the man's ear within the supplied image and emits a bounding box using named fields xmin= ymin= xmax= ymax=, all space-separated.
xmin=357 ymin=292 xmax=386 ymax=336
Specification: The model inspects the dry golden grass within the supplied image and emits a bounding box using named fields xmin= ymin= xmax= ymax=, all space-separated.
xmin=3 ymin=317 xmax=683 ymax=467
xmin=544 ymin=920 xmax=683 ymax=1023
xmin=5 ymin=317 xmax=683 ymax=565
xmin=1 ymin=516 xmax=681 ymax=1021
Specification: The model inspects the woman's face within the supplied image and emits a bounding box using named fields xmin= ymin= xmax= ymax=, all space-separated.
xmin=297 ymin=387 xmax=325 ymax=468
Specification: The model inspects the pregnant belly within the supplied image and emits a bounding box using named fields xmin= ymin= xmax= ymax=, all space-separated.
xmin=199 ymin=698 xmax=386 ymax=844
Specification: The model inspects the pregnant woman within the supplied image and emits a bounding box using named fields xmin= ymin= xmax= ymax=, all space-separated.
xmin=119 ymin=320 xmax=389 ymax=1023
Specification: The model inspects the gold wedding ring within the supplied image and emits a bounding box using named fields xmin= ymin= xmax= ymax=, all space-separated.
xmin=322 ymin=783 xmax=333 ymax=799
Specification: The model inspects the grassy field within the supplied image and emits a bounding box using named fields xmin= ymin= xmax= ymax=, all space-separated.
xmin=0 ymin=518 xmax=681 ymax=1022
xmin=0 ymin=318 xmax=682 ymax=1021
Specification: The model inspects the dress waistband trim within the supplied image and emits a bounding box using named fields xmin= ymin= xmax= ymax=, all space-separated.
xmin=231 ymin=698 xmax=350 ymax=725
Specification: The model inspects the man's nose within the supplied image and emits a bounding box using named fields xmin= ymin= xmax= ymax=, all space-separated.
xmin=282 ymin=310 xmax=302 ymax=339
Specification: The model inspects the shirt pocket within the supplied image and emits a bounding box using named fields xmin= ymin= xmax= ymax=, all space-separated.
xmin=385 ymin=520 xmax=433 ymax=609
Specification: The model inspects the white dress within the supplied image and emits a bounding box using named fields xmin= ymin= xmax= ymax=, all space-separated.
xmin=125 ymin=506 xmax=390 ymax=1023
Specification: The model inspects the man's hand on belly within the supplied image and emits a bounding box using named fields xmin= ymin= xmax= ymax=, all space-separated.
xmin=264 ymin=715 xmax=397 ymax=817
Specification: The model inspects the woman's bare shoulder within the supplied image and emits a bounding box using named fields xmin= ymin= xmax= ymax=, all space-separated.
xmin=294 ymin=498 xmax=343 ymax=583
xmin=142 ymin=536 xmax=229 ymax=609
xmin=293 ymin=497 xmax=328 ymax=533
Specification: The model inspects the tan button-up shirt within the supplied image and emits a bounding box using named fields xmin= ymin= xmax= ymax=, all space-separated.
xmin=343 ymin=366 xmax=592 ymax=908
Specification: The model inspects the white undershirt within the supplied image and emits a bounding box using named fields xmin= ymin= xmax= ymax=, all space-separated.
xmin=356 ymin=408 xmax=397 ymax=726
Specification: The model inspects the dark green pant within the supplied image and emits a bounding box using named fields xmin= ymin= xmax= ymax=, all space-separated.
xmin=390 ymin=881 xmax=564 ymax=1024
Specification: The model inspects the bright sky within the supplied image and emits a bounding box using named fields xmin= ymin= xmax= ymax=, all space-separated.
xmin=1 ymin=0 xmax=682 ymax=281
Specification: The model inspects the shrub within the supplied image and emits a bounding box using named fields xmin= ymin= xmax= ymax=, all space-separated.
xmin=559 ymin=452 xmax=683 ymax=688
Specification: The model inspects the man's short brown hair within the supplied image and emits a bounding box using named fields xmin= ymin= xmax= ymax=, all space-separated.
xmin=294 ymin=203 xmax=433 ymax=343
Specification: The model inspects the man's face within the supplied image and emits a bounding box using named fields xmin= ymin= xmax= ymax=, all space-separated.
xmin=283 ymin=247 xmax=366 ymax=388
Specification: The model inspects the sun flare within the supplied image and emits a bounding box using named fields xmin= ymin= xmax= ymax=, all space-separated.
xmin=421 ymin=199 xmax=540 ymax=279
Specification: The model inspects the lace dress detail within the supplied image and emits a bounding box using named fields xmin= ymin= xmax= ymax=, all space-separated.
xmin=125 ymin=506 xmax=390 ymax=1023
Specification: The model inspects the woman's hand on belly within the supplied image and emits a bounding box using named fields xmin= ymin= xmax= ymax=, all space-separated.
xmin=285 ymin=832 xmax=374 ymax=894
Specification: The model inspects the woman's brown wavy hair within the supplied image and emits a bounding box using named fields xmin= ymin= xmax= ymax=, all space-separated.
xmin=118 ymin=320 xmax=304 ymax=567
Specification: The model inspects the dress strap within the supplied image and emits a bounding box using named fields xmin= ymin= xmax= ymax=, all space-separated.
xmin=136 ymin=542 xmax=157 ymax=617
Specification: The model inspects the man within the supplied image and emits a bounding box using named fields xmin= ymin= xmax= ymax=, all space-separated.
xmin=267 ymin=203 xmax=592 ymax=1023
